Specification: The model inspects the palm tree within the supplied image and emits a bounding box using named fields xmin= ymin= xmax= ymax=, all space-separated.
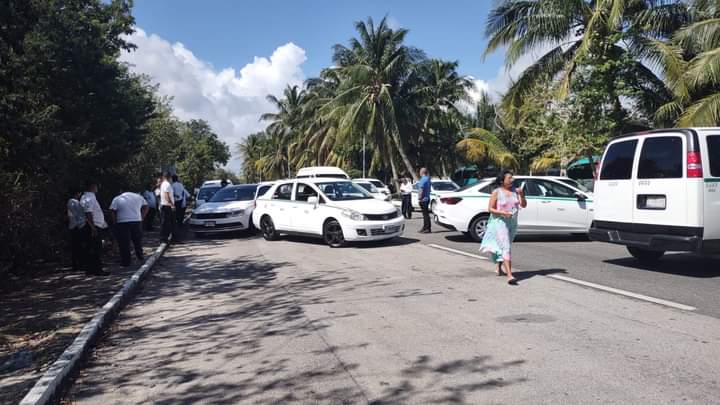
xmin=484 ymin=0 xmax=673 ymax=118
xmin=456 ymin=128 xmax=518 ymax=170
xmin=261 ymin=85 xmax=307 ymax=177
xmin=322 ymin=16 xmax=424 ymax=181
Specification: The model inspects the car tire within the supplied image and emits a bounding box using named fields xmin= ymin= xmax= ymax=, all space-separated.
xmin=627 ymin=246 xmax=665 ymax=263
xmin=323 ymin=219 xmax=346 ymax=248
xmin=194 ymin=232 xmax=205 ymax=239
xmin=430 ymin=200 xmax=436 ymax=213
xmin=469 ymin=215 xmax=490 ymax=243
xmin=260 ymin=216 xmax=279 ymax=241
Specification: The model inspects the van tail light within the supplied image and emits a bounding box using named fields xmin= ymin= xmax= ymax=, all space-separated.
xmin=440 ymin=197 xmax=463 ymax=205
xmin=687 ymin=151 xmax=703 ymax=178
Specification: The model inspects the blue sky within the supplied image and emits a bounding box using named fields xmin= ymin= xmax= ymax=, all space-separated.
xmin=123 ymin=1 xmax=526 ymax=168
xmin=131 ymin=0 xmax=505 ymax=81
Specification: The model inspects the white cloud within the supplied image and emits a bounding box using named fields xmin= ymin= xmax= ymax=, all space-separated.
xmin=120 ymin=28 xmax=307 ymax=170
xmin=457 ymin=77 xmax=491 ymax=115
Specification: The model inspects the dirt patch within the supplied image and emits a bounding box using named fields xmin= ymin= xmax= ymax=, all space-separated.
xmin=0 ymin=230 xmax=163 ymax=404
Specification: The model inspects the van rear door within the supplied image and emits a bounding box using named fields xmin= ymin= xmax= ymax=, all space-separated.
xmin=702 ymin=133 xmax=720 ymax=247
xmin=633 ymin=133 xmax=693 ymax=227
xmin=595 ymin=138 xmax=639 ymax=224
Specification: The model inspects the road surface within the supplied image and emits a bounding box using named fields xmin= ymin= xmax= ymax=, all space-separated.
xmin=65 ymin=226 xmax=720 ymax=404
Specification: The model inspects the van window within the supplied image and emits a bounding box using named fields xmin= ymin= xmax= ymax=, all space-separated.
xmin=638 ymin=136 xmax=683 ymax=179
xmin=600 ymin=140 xmax=638 ymax=180
xmin=272 ymin=183 xmax=293 ymax=200
xmin=708 ymin=135 xmax=720 ymax=177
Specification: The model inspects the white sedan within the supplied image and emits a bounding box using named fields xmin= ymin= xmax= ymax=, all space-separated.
xmin=252 ymin=179 xmax=405 ymax=247
xmin=189 ymin=184 xmax=260 ymax=235
xmin=354 ymin=178 xmax=391 ymax=195
xmin=354 ymin=180 xmax=392 ymax=201
xmin=435 ymin=176 xmax=594 ymax=242
xmin=411 ymin=179 xmax=460 ymax=212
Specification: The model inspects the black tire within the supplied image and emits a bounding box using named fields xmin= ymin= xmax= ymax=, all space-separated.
xmin=194 ymin=232 xmax=205 ymax=239
xmin=430 ymin=200 xmax=436 ymax=213
xmin=323 ymin=219 xmax=346 ymax=248
xmin=469 ymin=215 xmax=490 ymax=243
xmin=260 ymin=216 xmax=279 ymax=241
xmin=627 ymin=246 xmax=665 ymax=263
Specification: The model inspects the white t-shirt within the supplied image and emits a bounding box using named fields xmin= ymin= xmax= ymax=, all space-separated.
xmin=400 ymin=183 xmax=413 ymax=194
xmin=110 ymin=192 xmax=148 ymax=223
xmin=160 ymin=180 xmax=174 ymax=207
xmin=80 ymin=192 xmax=108 ymax=229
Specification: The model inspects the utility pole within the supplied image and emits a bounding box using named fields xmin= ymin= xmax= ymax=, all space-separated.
xmin=362 ymin=132 xmax=366 ymax=178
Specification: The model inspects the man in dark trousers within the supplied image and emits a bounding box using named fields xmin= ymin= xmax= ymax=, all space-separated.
xmin=141 ymin=182 xmax=158 ymax=231
xmin=110 ymin=189 xmax=149 ymax=267
xmin=418 ymin=168 xmax=432 ymax=233
xmin=80 ymin=180 xmax=109 ymax=275
xmin=67 ymin=189 xmax=86 ymax=272
xmin=159 ymin=172 xmax=175 ymax=243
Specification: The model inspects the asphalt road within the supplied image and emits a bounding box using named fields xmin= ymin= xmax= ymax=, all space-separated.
xmin=404 ymin=216 xmax=720 ymax=319
xmin=65 ymin=228 xmax=720 ymax=404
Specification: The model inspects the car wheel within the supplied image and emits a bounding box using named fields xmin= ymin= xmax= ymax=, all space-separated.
xmin=433 ymin=213 xmax=440 ymax=225
xmin=261 ymin=216 xmax=279 ymax=241
xmin=430 ymin=200 xmax=436 ymax=213
xmin=627 ymin=246 xmax=664 ymax=263
xmin=323 ymin=219 xmax=346 ymax=248
xmin=469 ymin=215 xmax=489 ymax=243
xmin=194 ymin=232 xmax=205 ymax=239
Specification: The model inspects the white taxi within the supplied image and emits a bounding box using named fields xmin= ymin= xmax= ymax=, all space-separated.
xmin=435 ymin=176 xmax=594 ymax=242
xmin=410 ymin=178 xmax=460 ymax=212
xmin=252 ymin=178 xmax=405 ymax=247
xmin=190 ymin=184 xmax=260 ymax=235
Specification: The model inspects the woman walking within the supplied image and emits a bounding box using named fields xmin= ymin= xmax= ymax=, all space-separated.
xmin=479 ymin=171 xmax=527 ymax=285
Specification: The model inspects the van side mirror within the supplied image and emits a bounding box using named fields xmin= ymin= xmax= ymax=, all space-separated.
xmin=307 ymin=196 xmax=319 ymax=206
xmin=575 ymin=192 xmax=587 ymax=201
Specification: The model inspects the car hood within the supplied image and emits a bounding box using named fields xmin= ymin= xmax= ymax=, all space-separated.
xmin=329 ymin=198 xmax=397 ymax=214
xmin=193 ymin=200 xmax=253 ymax=213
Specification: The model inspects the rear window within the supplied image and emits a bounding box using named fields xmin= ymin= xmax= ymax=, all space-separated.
xmin=600 ymin=140 xmax=638 ymax=180
xmin=708 ymin=135 xmax=720 ymax=177
xmin=638 ymin=136 xmax=683 ymax=179
xmin=432 ymin=181 xmax=459 ymax=191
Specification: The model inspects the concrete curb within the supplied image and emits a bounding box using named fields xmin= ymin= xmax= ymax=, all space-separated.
xmin=18 ymin=242 xmax=170 ymax=405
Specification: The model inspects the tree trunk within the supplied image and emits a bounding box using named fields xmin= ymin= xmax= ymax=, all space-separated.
xmin=389 ymin=151 xmax=400 ymax=196
xmin=391 ymin=131 xmax=417 ymax=181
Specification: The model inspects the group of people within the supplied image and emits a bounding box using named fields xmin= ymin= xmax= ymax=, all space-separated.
xmin=67 ymin=172 xmax=191 ymax=275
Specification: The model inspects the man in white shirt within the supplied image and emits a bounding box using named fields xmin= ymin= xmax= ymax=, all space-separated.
xmin=400 ymin=177 xmax=414 ymax=219
xmin=171 ymin=175 xmax=190 ymax=226
xmin=80 ymin=180 xmax=109 ymax=275
xmin=110 ymin=190 xmax=149 ymax=267
xmin=67 ymin=189 xmax=86 ymax=272
xmin=159 ymin=172 xmax=175 ymax=243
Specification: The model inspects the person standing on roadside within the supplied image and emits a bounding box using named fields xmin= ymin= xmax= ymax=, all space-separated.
xmin=159 ymin=172 xmax=175 ymax=243
xmin=418 ymin=168 xmax=432 ymax=233
xmin=400 ymin=178 xmax=413 ymax=219
xmin=142 ymin=182 xmax=158 ymax=231
xmin=479 ymin=171 xmax=527 ymax=285
xmin=110 ymin=189 xmax=149 ymax=267
xmin=80 ymin=180 xmax=109 ymax=276
xmin=172 ymin=175 xmax=190 ymax=226
xmin=67 ymin=189 xmax=86 ymax=272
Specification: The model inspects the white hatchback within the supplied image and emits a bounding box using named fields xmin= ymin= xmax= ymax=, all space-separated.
xmin=435 ymin=176 xmax=594 ymax=242
xmin=252 ymin=179 xmax=405 ymax=247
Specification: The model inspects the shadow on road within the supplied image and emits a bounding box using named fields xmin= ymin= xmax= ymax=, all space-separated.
xmin=604 ymin=254 xmax=720 ymax=278
xmin=512 ymin=268 xmax=567 ymax=283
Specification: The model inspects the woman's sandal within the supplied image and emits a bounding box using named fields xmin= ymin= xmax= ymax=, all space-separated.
xmin=507 ymin=277 xmax=518 ymax=285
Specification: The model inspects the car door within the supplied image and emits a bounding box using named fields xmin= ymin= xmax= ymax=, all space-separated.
xmin=633 ymin=134 xmax=688 ymax=227
xmin=411 ymin=182 xmax=419 ymax=208
xmin=703 ymin=133 xmax=720 ymax=244
xmin=290 ymin=182 xmax=324 ymax=235
xmin=269 ymin=182 xmax=294 ymax=230
xmin=531 ymin=179 xmax=589 ymax=232
xmin=513 ymin=179 xmax=540 ymax=232
xmin=595 ymin=139 xmax=639 ymax=224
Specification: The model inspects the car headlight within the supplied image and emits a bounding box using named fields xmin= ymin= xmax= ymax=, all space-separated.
xmin=341 ymin=209 xmax=366 ymax=221
xmin=228 ymin=210 xmax=244 ymax=217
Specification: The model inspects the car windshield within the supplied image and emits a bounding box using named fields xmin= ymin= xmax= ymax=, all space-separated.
xmin=197 ymin=186 xmax=220 ymax=200
xmin=209 ymin=186 xmax=257 ymax=202
xmin=369 ymin=180 xmax=384 ymax=188
xmin=432 ymin=181 xmax=459 ymax=191
xmin=318 ymin=181 xmax=373 ymax=201
xmin=558 ymin=178 xmax=590 ymax=192
xmin=356 ymin=182 xmax=379 ymax=193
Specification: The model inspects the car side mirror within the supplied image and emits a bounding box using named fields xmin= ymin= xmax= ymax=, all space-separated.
xmin=307 ymin=196 xmax=319 ymax=206
xmin=575 ymin=192 xmax=587 ymax=201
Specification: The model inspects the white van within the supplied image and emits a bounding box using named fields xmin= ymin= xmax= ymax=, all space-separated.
xmin=589 ymin=128 xmax=720 ymax=261
xmin=295 ymin=166 xmax=350 ymax=179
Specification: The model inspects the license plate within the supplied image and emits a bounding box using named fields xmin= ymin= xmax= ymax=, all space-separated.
xmin=204 ymin=221 xmax=215 ymax=227
xmin=383 ymin=225 xmax=400 ymax=233
xmin=644 ymin=196 xmax=666 ymax=209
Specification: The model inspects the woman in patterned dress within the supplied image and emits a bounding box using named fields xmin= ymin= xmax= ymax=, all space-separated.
xmin=479 ymin=171 xmax=527 ymax=285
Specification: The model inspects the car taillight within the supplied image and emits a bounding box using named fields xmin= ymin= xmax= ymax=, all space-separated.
xmin=440 ymin=197 xmax=463 ymax=205
xmin=687 ymin=151 xmax=703 ymax=178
